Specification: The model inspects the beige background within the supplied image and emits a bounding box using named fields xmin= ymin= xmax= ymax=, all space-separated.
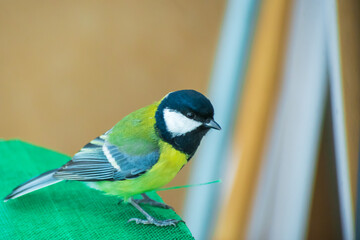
xmin=0 ymin=0 xmax=225 ymax=213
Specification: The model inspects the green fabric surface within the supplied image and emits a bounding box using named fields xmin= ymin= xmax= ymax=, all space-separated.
xmin=0 ymin=140 xmax=194 ymax=240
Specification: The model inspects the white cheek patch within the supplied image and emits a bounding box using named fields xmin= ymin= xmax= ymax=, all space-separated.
xmin=163 ymin=109 xmax=202 ymax=137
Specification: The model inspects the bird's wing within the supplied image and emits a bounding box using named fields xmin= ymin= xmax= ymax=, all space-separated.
xmin=53 ymin=134 xmax=160 ymax=181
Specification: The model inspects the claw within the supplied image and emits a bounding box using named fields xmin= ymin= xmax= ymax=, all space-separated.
xmin=127 ymin=196 xmax=182 ymax=227
xmin=128 ymin=217 xmax=181 ymax=227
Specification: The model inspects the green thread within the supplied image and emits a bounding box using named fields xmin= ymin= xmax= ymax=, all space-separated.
xmin=155 ymin=179 xmax=221 ymax=192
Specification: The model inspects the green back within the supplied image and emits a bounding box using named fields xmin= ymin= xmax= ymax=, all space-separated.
xmin=0 ymin=140 xmax=194 ymax=240
xmin=108 ymin=102 xmax=160 ymax=155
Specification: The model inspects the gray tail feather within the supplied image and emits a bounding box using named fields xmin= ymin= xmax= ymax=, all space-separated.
xmin=4 ymin=169 xmax=62 ymax=202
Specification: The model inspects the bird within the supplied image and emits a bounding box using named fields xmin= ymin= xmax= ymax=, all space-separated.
xmin=4 ymin=89 xmax=221 ymax=227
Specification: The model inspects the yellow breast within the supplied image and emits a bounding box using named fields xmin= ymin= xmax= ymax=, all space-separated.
xmin=88 ymin=141 xmax=188 ymax=200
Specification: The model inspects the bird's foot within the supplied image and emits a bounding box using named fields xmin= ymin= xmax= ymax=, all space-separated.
xmin=134 ymin=198 xmax=174 ymax=210
xmin=128 ymin=217 xmax=182 ymax=227
xmin=136 ymin=193 xmax=175 ymax=210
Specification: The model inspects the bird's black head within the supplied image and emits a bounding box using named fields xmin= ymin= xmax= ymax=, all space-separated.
xmin=155 ymin=90 xmax=221 ymax=158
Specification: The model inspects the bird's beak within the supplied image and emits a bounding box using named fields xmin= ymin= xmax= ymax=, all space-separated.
xmin=205 ymin=119 xmax=221 ymax=130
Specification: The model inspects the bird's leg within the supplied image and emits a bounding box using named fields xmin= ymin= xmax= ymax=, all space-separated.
xmin=128 ymin=197 xmax=182 ymax=227
xmin=133 ymin=193 xmax=174 ymax=210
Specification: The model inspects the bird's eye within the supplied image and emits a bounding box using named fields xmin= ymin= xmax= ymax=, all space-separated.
xmin=186 ymin=112 xmax=195 ymax=119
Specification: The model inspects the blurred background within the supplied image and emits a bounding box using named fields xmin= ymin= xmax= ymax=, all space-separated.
xmin=0 ymin=0 xmax=359 ymax=240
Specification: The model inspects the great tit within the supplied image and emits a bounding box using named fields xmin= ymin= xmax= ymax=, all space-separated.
xmin=4 ymin=89 xmax=221 ymax=227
